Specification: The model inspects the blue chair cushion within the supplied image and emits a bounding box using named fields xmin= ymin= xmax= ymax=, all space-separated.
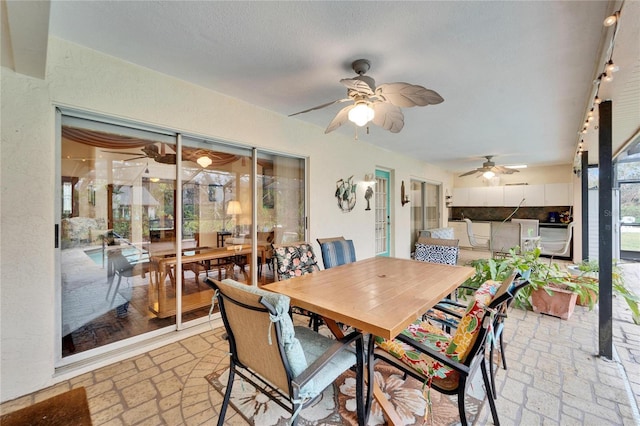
xmin=294 ymin=326 xmax=357 ymax=398
xmin=320 ymin=239 xmax=356 ymax=269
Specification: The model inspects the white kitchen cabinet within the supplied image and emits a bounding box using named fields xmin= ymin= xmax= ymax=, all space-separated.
xmin=452 ymin=187 xmax=470 ymax=206
xmin=467 ymin=187 xmax=503 ymax=206
xmin=503 ymin=186 xmax=524 ymax=206
xmin=523 ymin=185 xmax=545 ymax=206
xmin=544 ymin=183 xmax=573 ymax=206
xmin=451 ymin=183 xmax=570 ymax=207
xmin=504 ymin=184 xmax=545 ymax=207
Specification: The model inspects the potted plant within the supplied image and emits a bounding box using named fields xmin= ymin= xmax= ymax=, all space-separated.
xmin=568 ymin=260 xmax=640 ymax=325
xmin=460 ymin=247 xmax=598 ymax=320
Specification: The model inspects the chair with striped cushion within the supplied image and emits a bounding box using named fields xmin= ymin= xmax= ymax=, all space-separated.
xmin=317 ymin=238 xmax=357 ymax=269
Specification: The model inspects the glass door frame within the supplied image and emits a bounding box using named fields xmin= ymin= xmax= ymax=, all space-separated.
xmin=375 ymin=169 xmax=391 ymax=257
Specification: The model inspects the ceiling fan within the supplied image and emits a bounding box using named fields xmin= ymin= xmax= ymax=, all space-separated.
xmin=459 ymin=156 xmax=520 ymax=178
xmin=103 ymin=144 xmax=177 ymax=164
xmin=289 ymin=59 xmax=444 ymax=134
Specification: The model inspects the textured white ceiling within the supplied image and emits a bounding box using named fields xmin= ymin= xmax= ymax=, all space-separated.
xmin=45 ymin=0 xmax=639 ymax=173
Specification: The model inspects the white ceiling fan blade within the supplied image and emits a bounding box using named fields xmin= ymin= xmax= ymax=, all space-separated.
xmin=459 ymin=169 xmax=481 ymax=177
xmin=493 ymin=165 xmax=519 ymax=174
xmin=289 ymin=98 xmax=351 ymax=117
xmin=371 ymin=102 xmax=404 ymax=133
xmin=375 ymin=83 xmax=444 ymax=107
xmin=340 ymin=78 xmax=375 ymax=95
xmin=324 ymin=105 xmax=354 ymax=134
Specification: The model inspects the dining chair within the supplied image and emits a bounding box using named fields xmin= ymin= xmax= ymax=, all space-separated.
xmin=316 ymin=236 xmax=346 ymax=245
xmin=106 ymin=249 xmax=148 ymax=307
xmin=256 ymin=230 xmax=275 ymax=277
xmin=271 ymin=241 xmax=323 ymax=330
xmin=462 ymin=218 xmax=490 ymax=250
xmin=317 ymin=238 xmax=356 ymax=269
xmin=490 ymin=221 xmax=521 ymax=258
xmin=540 ymin=222 xmax=574 ymax=257
xmin=423 ymin=271 xmax=530 ymax=399
xmin=373 ymin=273 xmax=525 ymax=426
xmin=206 ymin=278 xmax=366 ymax=426
xmin=418 ymin=227 xmax=455 ymax=240
xmin=414 ymin=237 xmax=460 ymax=265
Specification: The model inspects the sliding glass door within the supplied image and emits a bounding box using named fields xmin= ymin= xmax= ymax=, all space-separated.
xmin=409 ymin=180 xmax=441 ymax=247
xmin=58 ymin=112 xmax=306 ymax=364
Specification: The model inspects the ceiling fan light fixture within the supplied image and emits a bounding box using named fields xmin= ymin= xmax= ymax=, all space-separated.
xmin=196 ymin=156 xmax=212 ymax=168
xmin=348 ymin=102 xmax=375 ymax=127
xmin=482 ymin=170 xmax=496 ymax=179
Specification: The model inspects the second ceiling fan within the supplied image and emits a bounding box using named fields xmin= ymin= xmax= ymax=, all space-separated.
xmin=459 ymin=156 xmax=520 ymax=179
xmin=289 ymin=59 xmax=444 ymax=134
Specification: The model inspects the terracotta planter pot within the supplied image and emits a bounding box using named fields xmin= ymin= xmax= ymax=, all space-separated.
xmin=530 ymin=286 xmax=577 ymax=320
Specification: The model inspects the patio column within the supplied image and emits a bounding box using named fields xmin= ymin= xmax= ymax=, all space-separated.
xmin=598 ymin=100 xmax=613 ymax=360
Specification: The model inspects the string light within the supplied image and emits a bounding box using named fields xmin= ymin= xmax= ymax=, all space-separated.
xmin=574 ymin=5 xmax=624 ymax=164
xmin=605 ymin=59 xmax=619 ymax=73
xmin=603 ymin=11 xmax=618 ymax=27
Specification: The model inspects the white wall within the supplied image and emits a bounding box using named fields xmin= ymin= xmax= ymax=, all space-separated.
xmin=0 ymin=37 xmax=453 ymax=401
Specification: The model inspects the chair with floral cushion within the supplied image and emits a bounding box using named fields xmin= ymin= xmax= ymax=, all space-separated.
xmin=205 ymin=278 xmax=366 ymax=426
xmin=423 ymin=271 xmax=529 ymax=399
xmin=272 ymin=241 xmax=323 ymax=330
xmin=374 ymin=272 xmax=525 ymax=426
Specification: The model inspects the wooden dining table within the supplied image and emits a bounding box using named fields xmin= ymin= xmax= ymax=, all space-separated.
xmin=264 ymin=256 xmax=475 ymax=425
xmin=148 ymin=244 xmax=268 ymax=318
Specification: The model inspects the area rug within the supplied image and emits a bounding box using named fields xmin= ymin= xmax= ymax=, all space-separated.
xmin=206 ymin=363 xmax=485 ymax=425
xmin=0 ymin=387 xmax=92 ymax=426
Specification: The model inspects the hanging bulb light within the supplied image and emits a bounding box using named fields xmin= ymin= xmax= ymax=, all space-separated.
xmin=348 ymin=102 xmax=375 ymax=127
xmin=603 ymin=72 xmax=613 ymax=83
xmin=594 ymin=96 xmax=602 ymax=105
xmin=587 ymin=109 xmax=594 ymax=117
xmin=603 ymin=11 xmax=618 ymax=27
xmin=605 ymin=60 xmax=619 ymax=73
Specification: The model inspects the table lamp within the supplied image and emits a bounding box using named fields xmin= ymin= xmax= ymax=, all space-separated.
xmin=226 ymin=201 xmax=242 ymax=237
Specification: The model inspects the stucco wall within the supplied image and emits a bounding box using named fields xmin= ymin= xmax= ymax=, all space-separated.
xmin=0 ymin=37 xmax=453 ymax=401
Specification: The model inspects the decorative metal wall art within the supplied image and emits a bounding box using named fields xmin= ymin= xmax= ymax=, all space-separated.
xmin=364 ymin=186 xmax=373 ymax=211
xmin=335 ymin=176 xmax=357 ymax=212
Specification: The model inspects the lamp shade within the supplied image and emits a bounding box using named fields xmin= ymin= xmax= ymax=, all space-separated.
xmin=196 ymin=156 xmax=212 ymax=168
xmin=226 ymin=200 xmax=242 ymax=215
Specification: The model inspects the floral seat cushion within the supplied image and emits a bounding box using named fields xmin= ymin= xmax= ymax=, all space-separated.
xmin=273 ymin=243 xmax=320 ymax=280
xmin=375 ymin=280 xmax=502 ymax=390
xmin=423 ymin=279 xmax=502 ymax=327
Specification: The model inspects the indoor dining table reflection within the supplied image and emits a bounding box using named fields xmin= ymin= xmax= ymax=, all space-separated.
xmin=264 ymin=256 xmax=475 ymax=425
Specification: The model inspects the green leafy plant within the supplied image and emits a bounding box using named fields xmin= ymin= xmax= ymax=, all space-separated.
xmin=460 ymin=247 xmax=599 ymax=311
xmin=572 ymin=260 xmax=640 ymax=325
